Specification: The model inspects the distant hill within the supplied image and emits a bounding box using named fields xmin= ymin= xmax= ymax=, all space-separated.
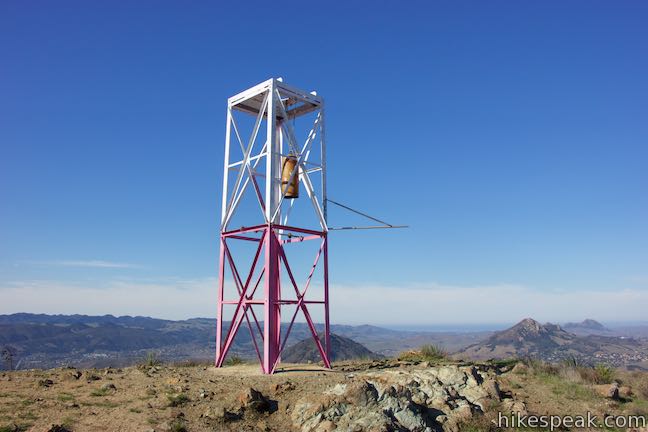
xmin=456 ymin=318 xmax=648 ymax=369
xmin=6 ymin=313 xmax=643 ymax=371
xmin=486 ymin=318 xmax=569 ymax=346
xmin=565 ymin=319 xmax=607 ymax=331
xmin=563 ymin=319 xmax=611 ymax=335
xmin=282 ymin=334 xmax=382 ymax=363
xmin=0 ymin=313 xmax=463 ymax=370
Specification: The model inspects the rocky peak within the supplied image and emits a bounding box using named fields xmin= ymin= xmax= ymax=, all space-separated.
xmin=487 ymin=318 xmax=570 ymax=345
xmin=515 ymin=318 xmax=544 ymax=334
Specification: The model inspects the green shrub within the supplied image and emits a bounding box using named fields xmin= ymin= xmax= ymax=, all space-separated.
xmin=143 ymin=352 xmax=161 ymax=367
xmin=90 ymin=388 xmax=109 ymax=397
xmin=488 ymin=358 xmax=519 ymax=368
xmin=525 ymin=356 xmax=615 ymax=386
xmin=420 ymin=344 xmax=448 ymax=360
xmin=563 ymin=364 xmax=615 ymax=384
xmin=592 ymin=364 xmax=614 ymax=384
xmin=167 ymin=393 xmax=190 ymax=407
xmin=169 ymin=419 xmax=187 ymax=432
xmin=224 ymin=355 xmax=244 ymax=366
xmin=0 ymin=426 xmax=28 ymax=432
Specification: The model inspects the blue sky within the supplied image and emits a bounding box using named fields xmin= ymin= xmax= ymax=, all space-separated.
xmin=1 ymin=1 xmax=647 ymax=324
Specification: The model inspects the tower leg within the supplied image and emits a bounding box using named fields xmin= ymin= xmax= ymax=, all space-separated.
xmin=323 ymin=234 xmax=331 ymax=367
xmin=263 ymin=225 xmax=281 ymax=374
xmin=215 ymin=236 xmax=225 ymax=366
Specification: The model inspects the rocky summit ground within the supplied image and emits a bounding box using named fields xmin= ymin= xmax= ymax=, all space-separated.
xmin=1 ymin=358 xmax=648 ymax=432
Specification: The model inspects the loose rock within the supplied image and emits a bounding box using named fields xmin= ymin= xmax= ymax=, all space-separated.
xmin=238 ymin=387 xmax=272 ymax=413
xmin=38 ymin=379 xmax=54 ymax=387
xmin=594 ymin=383 xmax=620 ymax=400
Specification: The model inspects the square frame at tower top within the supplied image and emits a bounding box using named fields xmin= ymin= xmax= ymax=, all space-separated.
xmin=228 ymin=78 xmax=323 ymax=120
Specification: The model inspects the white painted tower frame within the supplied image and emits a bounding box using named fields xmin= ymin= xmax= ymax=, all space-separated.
xmin=220 ymin=78 xmax=327 ymax=231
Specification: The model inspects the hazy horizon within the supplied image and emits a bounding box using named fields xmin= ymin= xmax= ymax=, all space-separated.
xmin=3 ymin=310 xmax=648 ymax=333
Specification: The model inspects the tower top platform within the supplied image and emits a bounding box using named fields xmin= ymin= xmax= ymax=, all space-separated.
xmin=228 ymin=78 xmax=323 ymax=119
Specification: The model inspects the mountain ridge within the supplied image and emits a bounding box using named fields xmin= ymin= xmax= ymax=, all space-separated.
xmin=0 ymin=313 xmax=471 ymax=370
xmin=563 ymin=319 xmax=612 ymax=335
xmin=282 ymin=333 xmax=383 ymax=363
xmin=456 ymin=318 xmax=648 ymax=369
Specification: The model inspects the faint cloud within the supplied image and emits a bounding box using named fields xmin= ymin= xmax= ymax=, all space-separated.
xmin=626 ymin=275 xmax=648 ymax=285
xmin=329 ymin=283 xmax=648 ymax=325
xmin=0 ymin=278 xmax=216 ymax=320
xmin=36 ymin=260 xmax=143 ymax=269
xmin=1 ymin=278 xmax=646 ymax=324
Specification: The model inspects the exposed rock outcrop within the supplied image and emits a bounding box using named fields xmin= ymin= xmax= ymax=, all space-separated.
xmin=291 ymin=365 xmax=522 ymax=432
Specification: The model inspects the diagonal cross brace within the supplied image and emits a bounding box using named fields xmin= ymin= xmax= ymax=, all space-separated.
xmin=230 ymin=115 xmax=267 ymax=218
xmin=216 ymin=230 xmax=267 ymax=366
xmin=223 ymin=245 xmax=264 ymax=365
xmin=281 ymin=113 xmax=322 ymax=226
xmin=272 ymin=233 xmax=330 ymax=372
xmin=223 ymin=139 xmax=268 ymax=230
xmin=223 ymin=92 xmax=269 ymax=229
xmin=271 ymin=237 xmax=326 ymax=373
xmin=272 ymin=90 xmax=327 ymax=230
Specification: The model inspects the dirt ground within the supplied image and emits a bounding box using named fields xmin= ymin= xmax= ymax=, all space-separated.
xmin=1 ymin=360 xmax=647 ymax=432
xmin=0 ymin=362 xmax=354 ymax=432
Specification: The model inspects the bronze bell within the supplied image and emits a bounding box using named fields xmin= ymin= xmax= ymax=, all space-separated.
xmin=281 ymin=154 xmax=299 ymax=199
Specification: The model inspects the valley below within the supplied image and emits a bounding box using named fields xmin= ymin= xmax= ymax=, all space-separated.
xmin=2 ymin=314 xmax=648 ymax=372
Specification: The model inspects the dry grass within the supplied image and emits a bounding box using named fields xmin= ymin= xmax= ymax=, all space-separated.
xmin=1 ymin=360 xmax=646 ymax=432
xmin=90 ymin=388 xmax=110 ymax=397
xmin=57 ymin=393 xmax=75 ymax=402
xmin=398 ymin=344 xmax=448 ymax=362
xmin=524 ymin=358 xmax=615 ymax=385
xmin=635 ymin=372 xmax=648 ymax=399
xmin=456 ymin=413 xmax=499 ymax=432
xmin=457 ymin=411 xmax=554 ymax=432
xmin=171 ymin=359 xmax=212 ymax=368
xmin=168 ymin=419 xmax=187 ymax=432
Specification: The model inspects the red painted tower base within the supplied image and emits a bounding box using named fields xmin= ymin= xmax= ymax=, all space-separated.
xmin=215 ymin=223 xmax=330 ymax=374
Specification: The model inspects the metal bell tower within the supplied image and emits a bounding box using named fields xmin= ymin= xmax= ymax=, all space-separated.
xmin=215 ymin=78 xmax=330 ymax=374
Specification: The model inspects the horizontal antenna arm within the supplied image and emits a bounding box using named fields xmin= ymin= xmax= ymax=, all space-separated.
xmin=325 ymin=198 xmax=408 ymax=231
xmin=328 ymin=225 xmax=409 ymax=231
